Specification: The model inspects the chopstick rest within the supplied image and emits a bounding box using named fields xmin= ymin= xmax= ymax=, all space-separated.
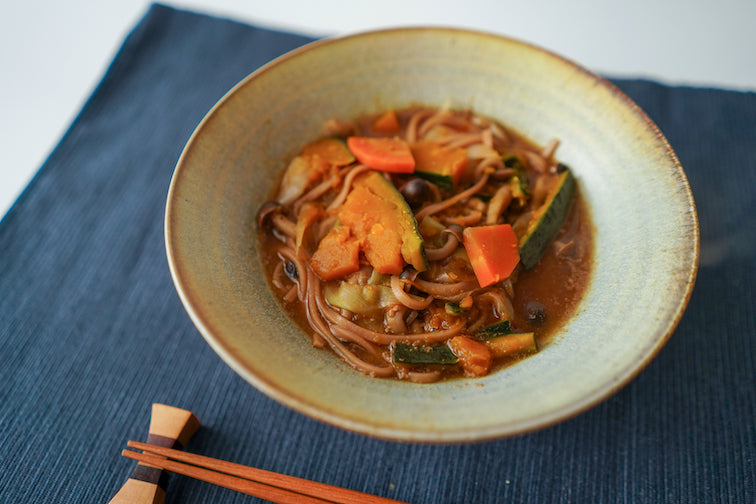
xmin=108 ymin=403 xmax=201 ymax=503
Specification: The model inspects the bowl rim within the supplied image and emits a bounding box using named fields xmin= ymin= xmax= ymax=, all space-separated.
xmin=165 ymin=26 xmax=700 ymax=443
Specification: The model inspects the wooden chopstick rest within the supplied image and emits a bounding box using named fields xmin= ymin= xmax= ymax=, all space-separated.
xmin=108 ymin=403 xmax=201 ymax=504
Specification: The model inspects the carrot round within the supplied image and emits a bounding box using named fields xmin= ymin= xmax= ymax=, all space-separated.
xmin=346 ymin=136 xmax=415 ymax=173
xmin=463 ymin=224 xmax=520 ymax=287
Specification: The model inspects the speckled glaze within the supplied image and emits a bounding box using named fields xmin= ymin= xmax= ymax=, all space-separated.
xmin=165 ymin=28 xmax=699 ymax=443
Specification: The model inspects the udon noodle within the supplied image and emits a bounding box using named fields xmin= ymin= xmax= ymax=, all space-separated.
xmin=257 ymin=105 xmax=592 ymax=382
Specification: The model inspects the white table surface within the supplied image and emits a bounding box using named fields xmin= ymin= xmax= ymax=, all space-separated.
xmin=1 ymin=0 xmax=754 ymax=219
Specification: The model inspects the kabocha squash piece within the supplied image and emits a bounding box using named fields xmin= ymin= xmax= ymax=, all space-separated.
xmin=339 ymin=178 xmax=403 ymax=274
xmin=301 ymin=137 xmax=355 ymax=166
xmin=371 ymin=109 xmax=401 ymax=134
xmin=337 ymin=171 xmax=427 ymax=275
xmin=411 ymin=140 xmax=469 ymax=190
xmin=310 ymin=171 xmax=427 ymax=280
xmin=519 ymin=167 xmax=576 ymax=270
xmin=310 ymin=225 xmax=361 ymax=280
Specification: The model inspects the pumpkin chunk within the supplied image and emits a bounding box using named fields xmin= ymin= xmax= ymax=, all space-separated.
xmin=411 ymin=140 xmax=469 ymax=190
xmin=311 ymin=171 xmax=426 ymax=280
xmin=310 ymin=225 xmax=361 ymax=280
xmin=371 ymin=109 xmax=401 ymax=134
xmin=339 ymin=172 xmax=426 ymax=274
xmin=301 ymin=137 xmax=355 ymax=166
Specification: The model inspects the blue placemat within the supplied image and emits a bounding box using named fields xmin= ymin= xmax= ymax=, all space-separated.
xmin=1 ymin=4 xmax=754 ymax=503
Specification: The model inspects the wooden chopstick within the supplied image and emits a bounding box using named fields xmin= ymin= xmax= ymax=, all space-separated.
xmin=122 ymin=448 xmax=330 ymax=504
xmin=123 ymin=440 xmax=411 ymax=504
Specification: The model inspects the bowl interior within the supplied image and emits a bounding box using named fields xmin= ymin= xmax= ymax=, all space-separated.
xmin=165 ymin=28 xmax=699 ymax=442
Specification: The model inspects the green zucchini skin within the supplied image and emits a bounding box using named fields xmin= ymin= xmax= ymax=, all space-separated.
xmin=445 ymin=301 xmax=469 ymax=315
xmin=504 ymin=156 xmax=531 ymax=200
xmin=392 ymin=343 xmax=459 ymax=366
xmin=476 ymin=320 xmax=514 ymax=339
xmin=518 ymin=167 xmax=576 ymax=270
xmin=485 ymin=332 xmax=538 ymax=356
xmin=415 ymin=170 xmax=453 ymax=191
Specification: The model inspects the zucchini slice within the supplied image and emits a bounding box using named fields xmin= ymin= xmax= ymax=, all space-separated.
xmin=518 ymin=167 xmax=576 ymax=270
xmin=504 ymin=155 xmax=531 ymax=200
xmin=392 ymin=343 xmax=459 ymax=366
xmin=416 ymin=170 xmax=453 ymax=191
xmin=476 ymin=320 xmax=514 ymax=340
xmin=445 ymin=301 xmax=469 ymax=315
xmin=484 ymin=332 xmax=538 ymax=358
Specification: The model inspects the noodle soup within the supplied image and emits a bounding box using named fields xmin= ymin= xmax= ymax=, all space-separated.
xmin=257 ymin=106 xmax=592 ymax=382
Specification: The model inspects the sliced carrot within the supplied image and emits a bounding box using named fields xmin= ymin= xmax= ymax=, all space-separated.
xmin=346 ymin=136 xmax=415 ymax=173
xmin=372 ymin=109 xmax=401 ymax=134
xmin=462 ymin=224 xmax=520 ymax=287
xmin=448 ymin=336 xmax=492 ymax=377
xmin=309 ymin=225 xmax=361 ymax=281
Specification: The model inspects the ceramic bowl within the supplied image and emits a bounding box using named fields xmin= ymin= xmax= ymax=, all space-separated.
xmin=165 ymin=28 xmax=699 ymax=442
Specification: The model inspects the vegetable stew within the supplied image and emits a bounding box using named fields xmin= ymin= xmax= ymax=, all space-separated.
xmin=257 ymin=106 xmax=592 ymax=382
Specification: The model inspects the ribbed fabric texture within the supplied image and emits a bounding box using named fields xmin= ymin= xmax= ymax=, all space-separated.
xmin=0 ymin=4 xmax=753 ymax=502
